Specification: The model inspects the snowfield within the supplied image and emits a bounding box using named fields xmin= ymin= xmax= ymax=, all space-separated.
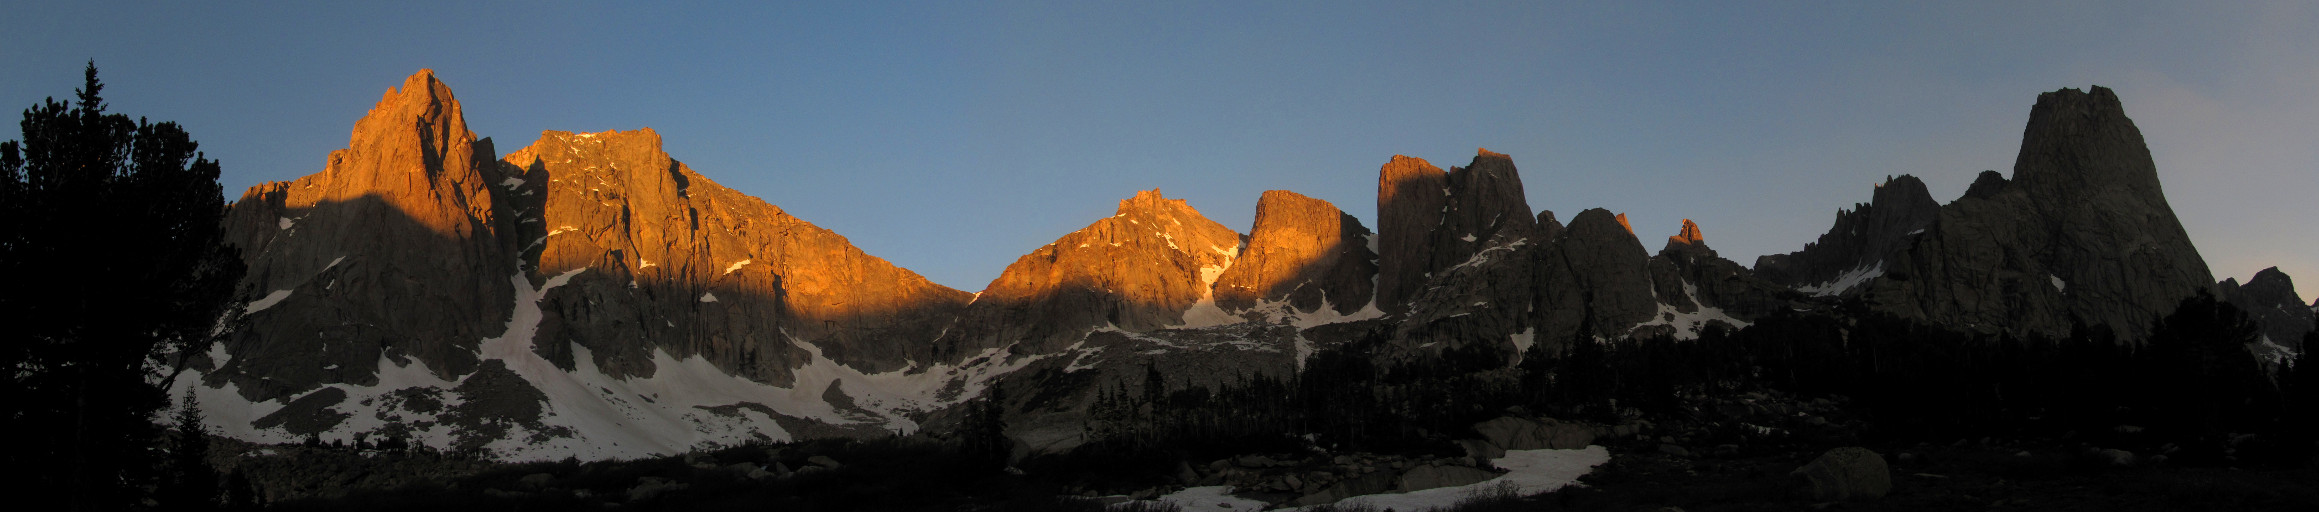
xmin=170 ymin=264 xmax=1053 ymax=462
xmin=1133 ymin=446 xmax=1612 ymax=511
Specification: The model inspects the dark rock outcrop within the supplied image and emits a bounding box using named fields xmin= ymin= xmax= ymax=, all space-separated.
xmin=2219 ymin=267 xmax=2313 ymax=351
xmin=1754 ymin=175 xmax=1940 ymax=290
xmin=1472 ymin=416 xmax=1595 ymax=450
xmin=1432 ymin=149 xmax=1540 ymax=271
xmin=1389 ymin=151 xmax=1543 ymax=360
xmin=1531 ymin=209 xmax=1659 ymax=354
xmin=1374 ymin=156 xmax=1448 ymax=313
xmin=1214 ymin=190 xmax=1377 ymax=316
xmin=1792 ymin=447 xmax=1891 ymax=502
xmin=1860 ymin=86 xmax=2214 ymax=340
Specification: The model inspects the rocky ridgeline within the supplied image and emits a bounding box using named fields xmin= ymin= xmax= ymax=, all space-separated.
xmin=500 ymin=128 xmax=970 ymax=381
xmin=2219 ymin=267 xmax=2314 ymax=353
xmin=1753 ymin=175 xmax=1940 ymax=288
xmin=1859 ymin=87 xmax=2215 ymax=340
xmin=196 ymin=70 xmax=2282 ymax=469
xmin=206 ymin=70 xmax=973 ymax=455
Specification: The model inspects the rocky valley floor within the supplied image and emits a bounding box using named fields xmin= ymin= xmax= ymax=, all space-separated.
xmin=202 ymin=385 xmax=2319 ymax=511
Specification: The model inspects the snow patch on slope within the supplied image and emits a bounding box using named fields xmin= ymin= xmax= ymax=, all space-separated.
xmin=244 ymin=290 xmax=293 ymax=316
xmin=1798 ymin=263 xmax=1883 ymax=296
xmin=1511 ymin=327 xmax=1536 ymax=354
xmin=1632 ymin=283 xmax=1751 ymax=340
xmin=1174 ymin=242 xmax=1246 ymax=329
xmin=1241 ymin=295 xmax=1388 ymax=331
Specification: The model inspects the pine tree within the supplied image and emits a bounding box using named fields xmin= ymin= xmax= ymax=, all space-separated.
xmin=961 ymin=385 xmax=1010 ymax=469
xmin=0 ymin=63 xmax=246 ymax=510
xmin=159 ymin=388 xmax=219 ymax=511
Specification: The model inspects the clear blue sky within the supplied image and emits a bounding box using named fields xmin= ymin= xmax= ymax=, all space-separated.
xmin=5 ymin=1 xmax=2313 ymax=301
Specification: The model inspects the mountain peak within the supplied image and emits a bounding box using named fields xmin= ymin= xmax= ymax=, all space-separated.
xmin=352 ymin=69 xmax=465 ymax=148
xmin=1117 ymin=188 xmax=1183 ymax=215
xmin=1375 ymin=155 xmax=1451 ymax=313
xmin=2013 ymin=85 xmax=2160 ymax=197
xmin=1215 ymin=190 xmax=1376 ymax=315
xmin=1669 ymin=219 xmax=1703 ymax=247
xmin=1475 ymin=147 xmax=1509 ymax=159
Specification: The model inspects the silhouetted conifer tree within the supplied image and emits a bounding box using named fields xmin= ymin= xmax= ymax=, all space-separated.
xmin=0 ymin=63 xmax=245 ymax=511
xmin=962 ymin=385 xmax=1010 ymax=468
xmin=159 ymin=388 xmax=219 ymax=511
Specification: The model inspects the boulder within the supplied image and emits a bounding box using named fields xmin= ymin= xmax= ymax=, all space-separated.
xmin=807 ymin=455 xmax=843 ymax=469
xmin=1658 ymin=444 xmax=1690 ymax=457
xmin=1396 ymin=465 xmax=1499 ymax=492
xmin=1290 ymin=471 xmax=1397 ymax=507
xmin=1472 ymin=416 xmax=1596 ymax=450
xmin=1791 ymin=447 xmax=1890 ymax=502
xmin=1457 ymin=439 xmax=1506 ymax=461
xmin=626 ymin=476 xmax=688 ymax=502
xmin=1175 ymin=460 xmax=1201 ymax=484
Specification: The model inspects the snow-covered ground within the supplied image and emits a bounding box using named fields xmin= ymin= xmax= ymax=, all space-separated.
xmin=1153 ymin=485 xmax=1272 ymax=512
xmin=1128 ymin=446 xmax=1611 ymax=512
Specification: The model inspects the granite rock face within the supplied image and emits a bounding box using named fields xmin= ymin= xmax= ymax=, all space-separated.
xmin=499 ymin=129 xmax=972 ymax=383
xmin=214 ymin=69 xmax=518 ymax=401
xmin=1753 ymin=175 xmax=1940 ymax=289
xmin=1374 ymin=156 xmax=1448 ymax=314
xmin=1214 ymin=190 xmax=1377 ymax=316
xmin=206 ymin=71 xmax=971 ymax=458
xmin=1433 ymin=149 xmax=1541 ymax=271
xmin=2219 ymin=267 xmax=2313 ymax=351
xmin=936 ymin=189 xmax=1245 ymax=359
xmin=1861 ymin=86 xmax=2213 ymax=340
xmin=1529 ymin=209 xmax=1660 ymax=355
xmin=1391 ymin=151 xmax=1543 ymax=361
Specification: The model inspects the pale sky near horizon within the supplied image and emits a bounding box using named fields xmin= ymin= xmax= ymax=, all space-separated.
xmin=4 ymin=2 xmax=2313 ymax=302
